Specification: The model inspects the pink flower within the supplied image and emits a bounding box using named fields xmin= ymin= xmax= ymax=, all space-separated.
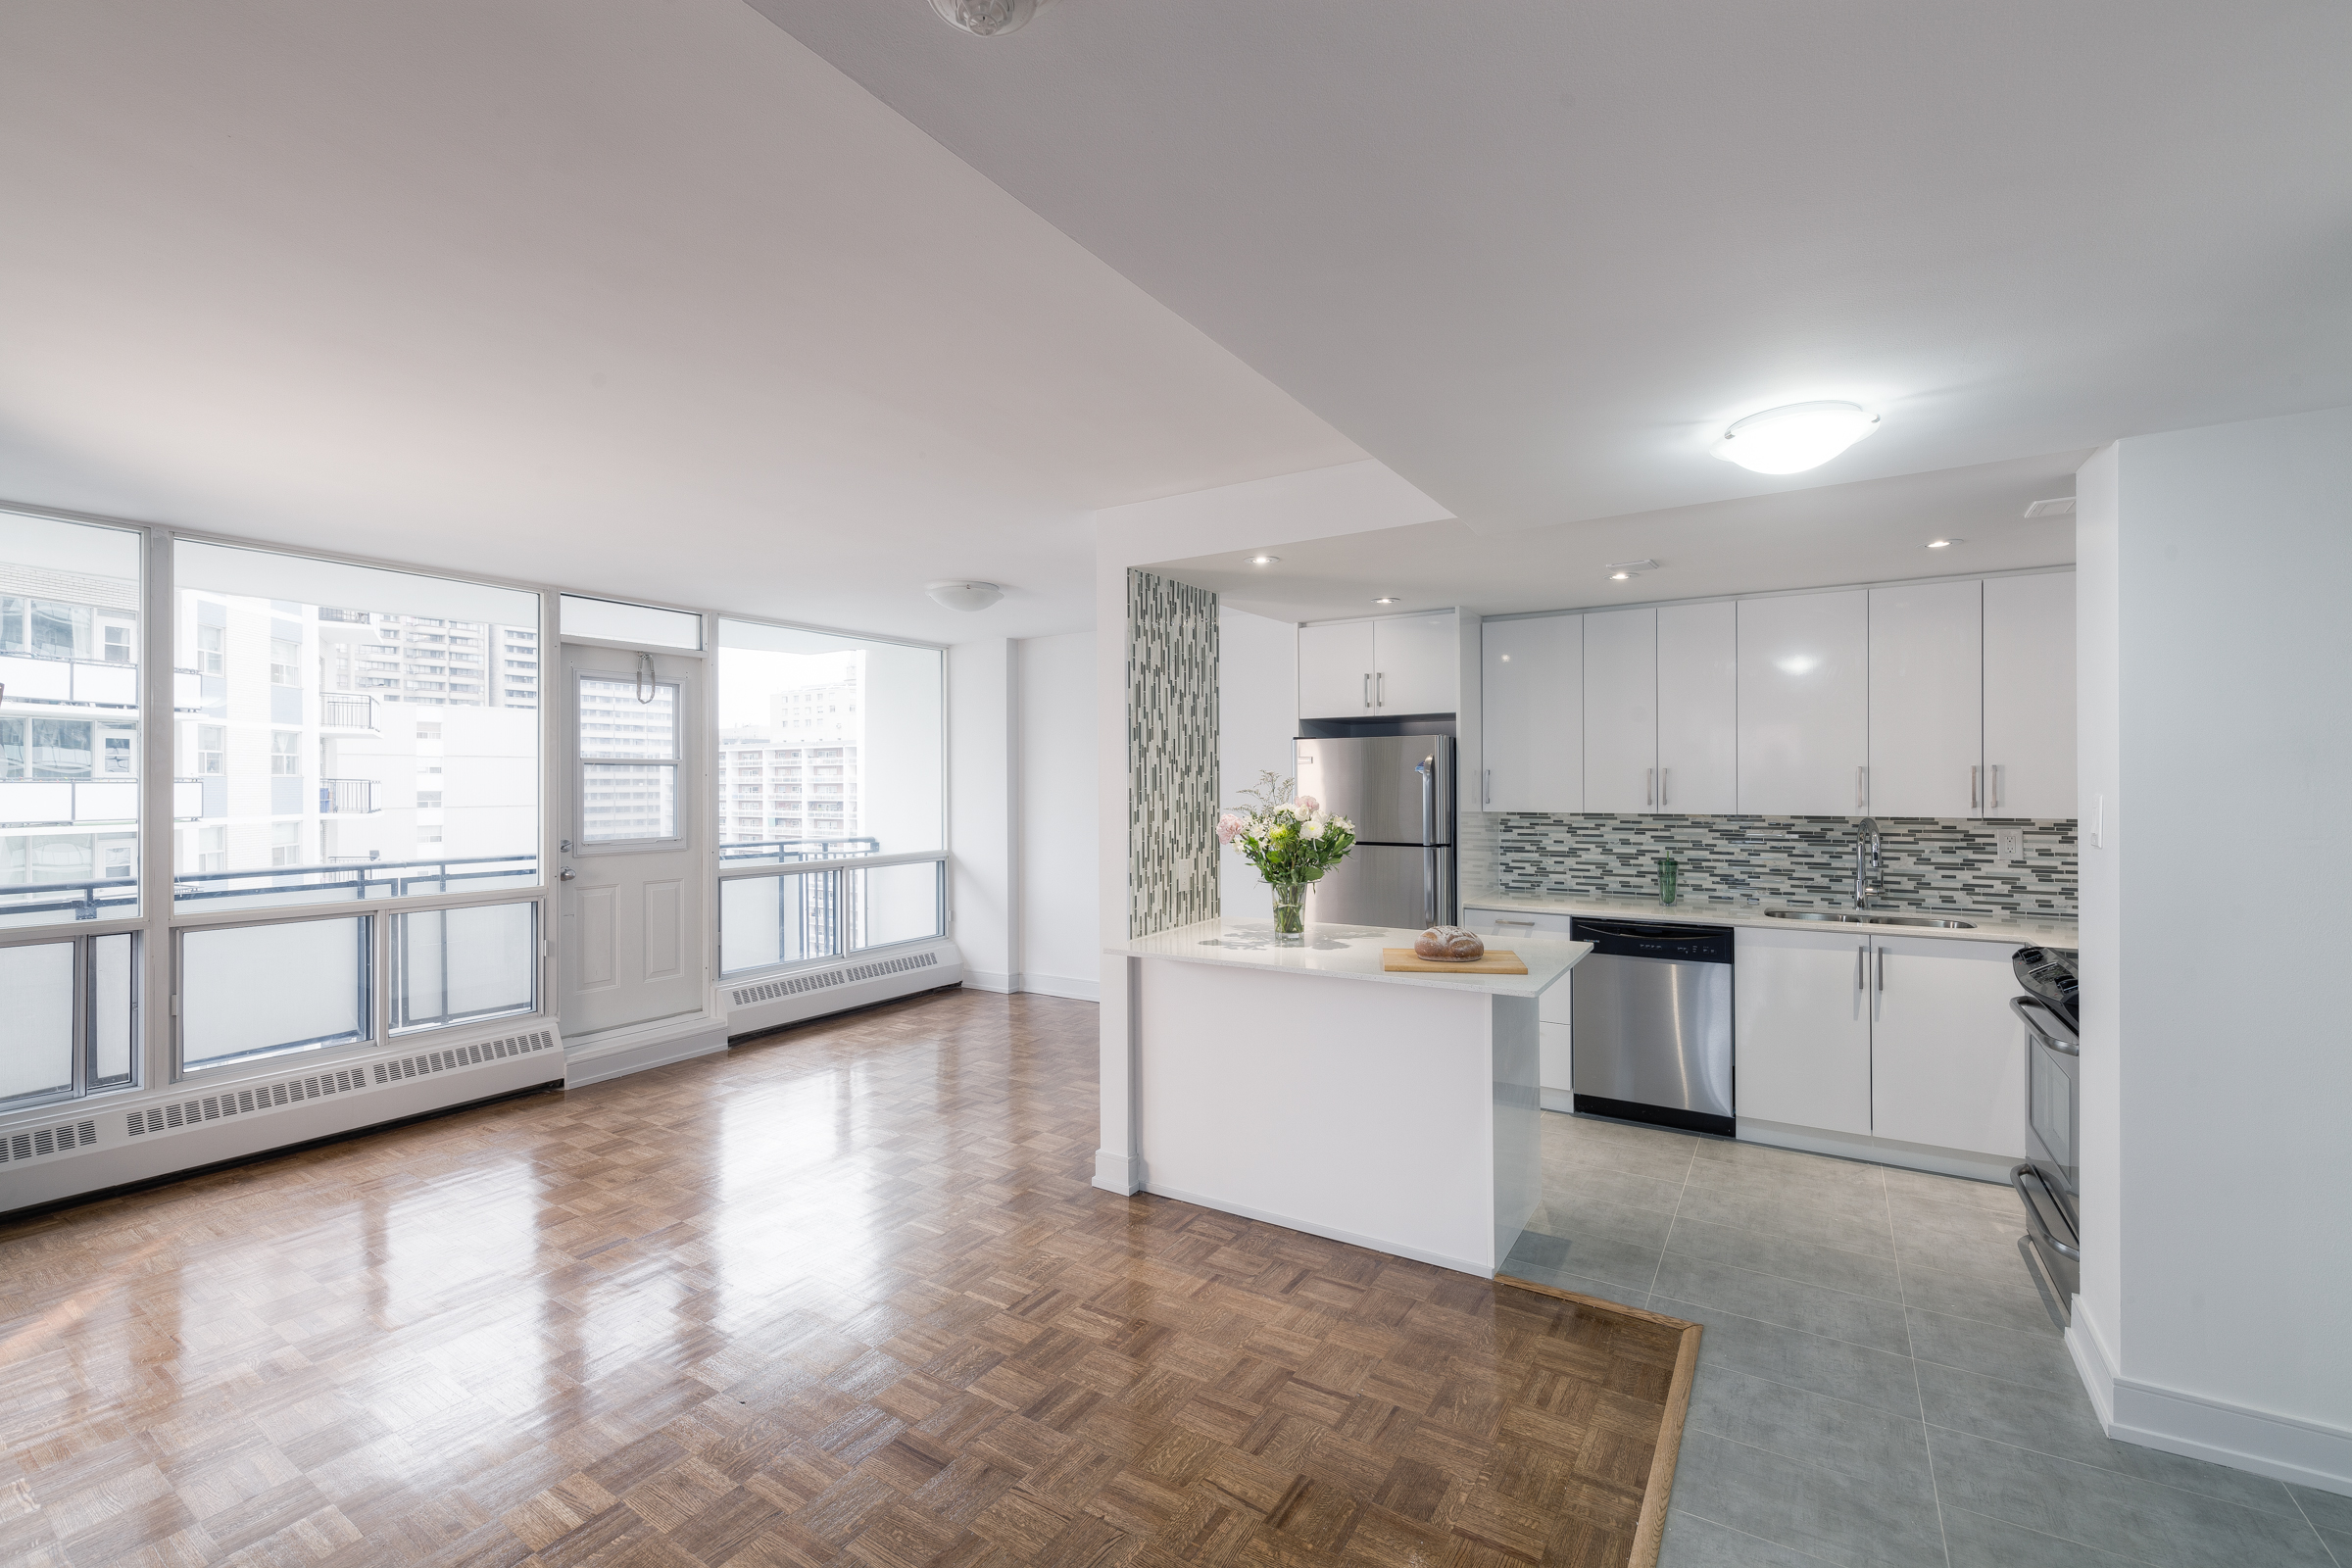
xmin=1216 ymin=813 xmax=1243 ymax=844
xmin=1295 ymin=795 xmax=1320 ymax=814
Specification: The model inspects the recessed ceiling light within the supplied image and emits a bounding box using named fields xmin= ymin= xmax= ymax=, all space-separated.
xmin=1610 ymin=572 xmax=1633 ymax=581
xmin=1604 ymin=559 xmax=1659 ymax=582
xmin=1373 ymin=596 xmax=1400 ymax=605
xmin=1248 ymin=554 xmax=1280 ymax=566
xmin=929 ymin=0 xmax=1058 ymax=35
xmin=1926 ymin=538 xmax=1964 ymax=550
xmin=1714 ymin=401 xmax=1880 ymax=474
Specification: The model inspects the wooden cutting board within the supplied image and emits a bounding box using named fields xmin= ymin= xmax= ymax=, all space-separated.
xmin=1382 ymin=948 xmax=1529 ymax=975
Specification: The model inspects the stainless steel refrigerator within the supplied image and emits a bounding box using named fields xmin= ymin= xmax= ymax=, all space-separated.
xmin=1294 ymin=735 xmax=1454 ymax=929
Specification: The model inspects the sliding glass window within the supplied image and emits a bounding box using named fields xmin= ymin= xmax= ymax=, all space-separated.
xmin=714 ymin=618 xmax=943 ymax=976
xmin=1 ymin=512 xmax=144 ymax=930
xmin=172 ymin=541 xmax=540 ymax=911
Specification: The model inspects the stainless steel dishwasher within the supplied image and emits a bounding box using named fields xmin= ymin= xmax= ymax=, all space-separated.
xmin=1568 ymin=917 xmax=1735 ymax=1136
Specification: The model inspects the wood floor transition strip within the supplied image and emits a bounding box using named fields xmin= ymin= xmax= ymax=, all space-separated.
xmin=1496 ymin=1274 xmax=1703 ymax=1568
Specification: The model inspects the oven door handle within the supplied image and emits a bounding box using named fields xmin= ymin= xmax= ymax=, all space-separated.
xmin=2011 ymin=996 xmax=2079 ymax=1055
xmin=2011 ymin=1162 xmax=2082 ymax=1260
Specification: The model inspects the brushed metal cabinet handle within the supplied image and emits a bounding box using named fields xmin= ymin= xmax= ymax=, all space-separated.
xmin=1856 ymin=765 xmax=1867 ymax=810
xmin=1660 ymin=766 xmax=1669 ymax=808
xmin=1971 ymin=765 xmax=1981 ymax=810
xmin=1644 ymin=767 xmax=1654 ymax=807
xmin=1363 ymin=673 xmax=1371 ymax=709
xmin=1876 ymin=948 xmax=1886 ymax=992
xmin=1377 ymin=671 xmax=1386 ymax=707
xmin=1856 ymin=944 xmax=1866 ymax=992
xmin=1993 ymin=762 xmax=2004 ymax=811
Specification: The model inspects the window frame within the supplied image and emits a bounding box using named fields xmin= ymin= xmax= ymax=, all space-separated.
xmin=572 ymin=665 xmax=689 ymax=855
xmin=0 ymin=929 xmax=140 ymax=1110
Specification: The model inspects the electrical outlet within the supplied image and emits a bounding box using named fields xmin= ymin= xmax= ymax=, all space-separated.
xmin=1994 ymin=828 xmax=2025 ymax=865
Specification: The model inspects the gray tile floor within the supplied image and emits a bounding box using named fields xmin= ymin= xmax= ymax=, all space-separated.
xmin=1500 ymin=1112 xmax=2350 ymax=1568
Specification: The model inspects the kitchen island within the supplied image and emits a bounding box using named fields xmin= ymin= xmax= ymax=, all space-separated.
xmin=1112 ymin=918 xmax=1591 ymax=1277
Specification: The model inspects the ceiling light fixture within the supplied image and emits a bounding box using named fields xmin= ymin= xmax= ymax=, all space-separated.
xmin=1604 ymin=559 xmax=1659 ymax=581
xmin=926 ymin=580 xmax=1004 ymax=612
xmin=1373 ymin=596 xmax=1400 ymax=605
xmin=1926 ymin=538 xmax=1964 ymax=550
xmin=2024 ymin=497 xmax=2077 ymax=518
xmin=1248 ymin=555 xmax=1280 ymax=566
xmin=928 ymin=0 xmax=1058 ymax=36
xmin=1714 ymin=401 xmax=1880 ymax=474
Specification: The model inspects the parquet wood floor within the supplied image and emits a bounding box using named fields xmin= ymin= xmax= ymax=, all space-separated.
xmin=0 ymin=990 xmax=1691 ymax=1568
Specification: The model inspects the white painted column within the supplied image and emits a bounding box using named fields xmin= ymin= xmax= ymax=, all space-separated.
xmin=948 ymin=638 xmax=1017 ymax=992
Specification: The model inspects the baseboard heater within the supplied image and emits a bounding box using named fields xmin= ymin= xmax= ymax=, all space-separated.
xmin=723 ymin=938 xmax=963 ymax=1039
xmin=0 ymin=1024 xmax=564 ymax=1217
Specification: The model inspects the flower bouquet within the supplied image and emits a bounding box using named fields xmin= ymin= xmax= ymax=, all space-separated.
xmin=1218 ymin=771 xmax=1357 ymax=942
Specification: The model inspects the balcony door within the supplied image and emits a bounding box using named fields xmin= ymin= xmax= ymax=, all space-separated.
xmin=557 ymin=645 xmax=704 ymax=1038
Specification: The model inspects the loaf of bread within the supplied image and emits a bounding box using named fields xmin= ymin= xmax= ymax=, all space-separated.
xmin=1414 ymin=925 xmax=1486 ymax=962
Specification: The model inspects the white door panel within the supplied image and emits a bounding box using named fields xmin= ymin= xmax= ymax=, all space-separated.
xmin=1583 ymin=608 xmax=1657 ymax=813
xmin=559 ymin=645 xmax=705 ymax=1037
xmin=1738 ymin=591 xmax=1869 ymax=815
xmin=1869 ymin=579 xmax=1983 ymax=818
xmin=1656 ymin=601 xmax=1738 ymax=814
xmin=1298 ymin=621 xmax=1375 ymax=719
xmin=1983 ymin=572 xmax=2077 ymax=819
xmin=1479 ymin=616 xmax=1580 ymax=812
xmin=1734 ymin=925 xmax=1871 ymax=1136
xmin=1869 ymin=935 xmax=2027 ymax=1157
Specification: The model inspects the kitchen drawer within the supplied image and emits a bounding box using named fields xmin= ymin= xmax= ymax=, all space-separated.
xmin=1462 ymin=906 xmax=1573 ymax=936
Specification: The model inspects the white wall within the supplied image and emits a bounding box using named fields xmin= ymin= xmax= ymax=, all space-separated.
xmin=948 ymin=639 xmax=1013 ymax=989
xmin=1216 ymin=605 xmax=1298 ymax=921
xmin=2075 ymin=405 xmax=2352 ymax=1494
xmin=1016 ymin=632 xmax=1097 ymax=998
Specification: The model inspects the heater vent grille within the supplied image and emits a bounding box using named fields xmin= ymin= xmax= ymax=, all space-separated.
xmin=729 ymin=950 xmax=939 ymax=1008
xmin=0 ymin=1120 xmax=98 ymax=1163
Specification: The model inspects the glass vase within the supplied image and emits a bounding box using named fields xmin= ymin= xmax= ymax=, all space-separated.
xmin=1657 ymin=858 xmax=1679 ymax=906
xmin=1270 ymin=881 xmax=1306 ymax=942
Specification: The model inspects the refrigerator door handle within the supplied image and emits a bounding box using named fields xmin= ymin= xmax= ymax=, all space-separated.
xmin=1417 ymin=757 xmax=1437 ymax=924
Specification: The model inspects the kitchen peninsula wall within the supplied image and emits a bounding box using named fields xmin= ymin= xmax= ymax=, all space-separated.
xmin=1461 ymin=810 xmax=2079 ymax=919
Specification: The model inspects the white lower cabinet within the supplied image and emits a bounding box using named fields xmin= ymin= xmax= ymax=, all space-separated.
xmin=1735 ymin=925 xmax=2025 ymax=1159
xmin=1869 ymin=935 xmax=2027 ymax=1157
xmin=1734 ymin=925 xmax=1873 ymax=1136
xmin=1464 ymin=906 xmax=1573 ymax=1104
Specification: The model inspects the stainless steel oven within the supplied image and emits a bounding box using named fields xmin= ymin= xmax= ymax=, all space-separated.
xmin=2010 ymin=947 xmax=2081 ymax=1318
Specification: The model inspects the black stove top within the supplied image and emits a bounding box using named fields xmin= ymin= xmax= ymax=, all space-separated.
xmin=2013 ymin=945 xmax=2080 ymax=1034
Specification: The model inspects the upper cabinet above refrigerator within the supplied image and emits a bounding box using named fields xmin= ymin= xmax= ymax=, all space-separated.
xmin=1298 ymin=611 xmax=1459 ymax=719
xmin=1738 ymin=590 xmax=1869 ymax=815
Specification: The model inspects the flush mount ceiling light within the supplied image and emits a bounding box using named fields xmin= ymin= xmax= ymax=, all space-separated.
xmin=2024 ymin=497 xmax=2077 ymax=518
xmin=926 ymin=580 xmax=1004 ymax=612
xmin=1605 ymin=559 xmax=1659 ymax=581
xmin=1713 ymin=401 xmax=1880 ymax=474
xmin=1927 ymin=538 xmax=1965 ymax=550
xmin=1248 ymin=554 xmax=1280 ymax=566
xmin=929 ymin=0 xmax=1058 ymax=35
xmin=1373 ymin=596 xmax=1401 ymax=605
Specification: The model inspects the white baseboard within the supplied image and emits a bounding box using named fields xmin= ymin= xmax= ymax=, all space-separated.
xmin=1092 ymin=1149 xmax=1141 ymax=1194
xmin=1019 ymin=972 xmax=1100 ymax=1003
xmin=2070 ymin=1302 xmax=2352 ymax=1496
xmin=1738 ymin=1116 xmax=2017 ymax=1184
xmin=961 ymin=969 xmax=1015 ymax=993
xmin=1541 ymin=1087 xmax=1574 ymax=1112
xmin=564 ymin=1014 xmax=728 ymax=1088
xmin=1143 ymin=1180 xmax=1492 ymax=1279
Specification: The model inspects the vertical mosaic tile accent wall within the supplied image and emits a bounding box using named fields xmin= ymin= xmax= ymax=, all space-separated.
xmin=1471 ymin=812 xmax=2079 ymax=918
xmin=1127 ymin=569 xmax=1220 ymax=938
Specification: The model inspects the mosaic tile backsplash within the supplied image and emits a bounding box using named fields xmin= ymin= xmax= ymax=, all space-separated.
xmin=1470 ymin=811 xmax=2079 ymax=918
xmin=1126 ymin=568 xmax=1221 ymax=938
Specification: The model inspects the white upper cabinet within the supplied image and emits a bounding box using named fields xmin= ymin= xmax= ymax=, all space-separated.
xmin=1656 ymin=600 xmax=1738 ymax=813
xmin=1739 ymin=590 xmax=1869 ymax=815
xmin=1583 ymin=609 xmax=1657 ymax=812
xmin=1298 ymin=620 xmax=1376 ymax=719
xmin=1983 ymin=572 xmax=2077 ymax=819
xmin=1480 ymin=614 xmax=1581 ymax=813
xmin=1372 ymin=612 xmax=1459 ymax=714
xmin=1869 ymin=579 xmax=1984 ymax=818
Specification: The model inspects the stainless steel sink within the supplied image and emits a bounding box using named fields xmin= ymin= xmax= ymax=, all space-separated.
xmin=1765 ymin=909 xmax=1977 ymax=929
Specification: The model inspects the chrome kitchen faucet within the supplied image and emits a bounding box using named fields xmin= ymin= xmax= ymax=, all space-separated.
xmin=1855 ymin=817 xmax=1884 ymax=908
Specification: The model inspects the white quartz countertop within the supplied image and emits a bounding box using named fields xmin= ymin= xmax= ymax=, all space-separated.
xmin=1120 ymin=918 xmax=1590 ymax=997
xmin=1459 ymin=892 xmax=2077 ymax=949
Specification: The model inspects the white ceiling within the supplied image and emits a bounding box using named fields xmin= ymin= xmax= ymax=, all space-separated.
xmin=0 ymin=1 xmax=1360 ymax=641
xmin=1156 ymin=449 xmax=2088 ymax=625
xmin=751 ymin=0 xmax=2352 ymax=533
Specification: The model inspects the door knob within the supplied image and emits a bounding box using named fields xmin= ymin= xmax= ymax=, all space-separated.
xmin=560 ymin=867 xmax=576 ymax=881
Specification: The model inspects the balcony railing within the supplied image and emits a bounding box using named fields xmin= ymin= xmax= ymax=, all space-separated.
xmin=0 ymin=651 xmax=138 ymax=710
xmin=2 ymin=853 xmax=541 ymax=924
xmin=717 ymin=835 xmax=881 ymax=868
xmin=320 ymin=694 xmax=377 ymax=730
xmin=319 ymin=778 xmax=380 ymax=813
